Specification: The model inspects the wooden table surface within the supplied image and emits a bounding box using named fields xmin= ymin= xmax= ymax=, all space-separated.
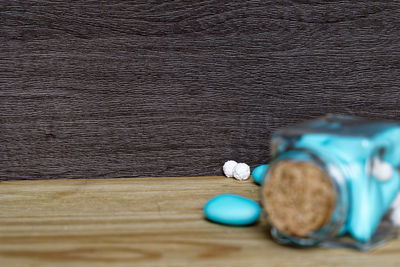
xmin=0 ymin=176 xmax=399 ymax=266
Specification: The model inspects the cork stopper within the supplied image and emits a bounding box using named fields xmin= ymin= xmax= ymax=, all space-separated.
xmin=262 ymin=160 xmax=336 ymax=237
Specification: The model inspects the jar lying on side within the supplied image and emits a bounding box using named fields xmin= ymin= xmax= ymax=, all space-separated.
xmin=261 ymin=114 xmax=400 ymax=250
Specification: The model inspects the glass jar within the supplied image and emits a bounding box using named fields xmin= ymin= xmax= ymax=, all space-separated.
xmin=261 ymin=114 xmax=400 ymax=250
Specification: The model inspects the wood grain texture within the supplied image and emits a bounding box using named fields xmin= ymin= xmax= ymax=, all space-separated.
xmin=0 ymin=176 xmax=399 ymax=266
xmin=1 ymin=1 xmax=400 ymax=179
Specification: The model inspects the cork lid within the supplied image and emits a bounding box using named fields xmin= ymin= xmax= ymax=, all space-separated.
xmin=262 ymin=160 xmax=336 ymax=237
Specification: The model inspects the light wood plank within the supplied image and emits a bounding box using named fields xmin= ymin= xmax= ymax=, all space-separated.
xmin=0 ymin=176 xmax=399 ymax=266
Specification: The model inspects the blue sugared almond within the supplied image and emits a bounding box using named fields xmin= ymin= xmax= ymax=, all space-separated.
xmin=204 ymin=194 xmax=261 ymax=226
xmin=251 ymin=164 xmax=269 ymax=185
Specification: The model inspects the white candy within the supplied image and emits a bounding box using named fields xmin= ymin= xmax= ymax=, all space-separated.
xmin=223 ymin=160 xmax=238 ymax=178
xmin=233 ymin=163 xmax=251 ymax=181
xmin=369 ymin=157 xmax=393 ymax=181
xmin=391 ymin=192 xmax=400 ymax=209
xmin=390 ymin=207 xmax=400 ymax=227
xmin=390 ymin=192 xmax=400 ymax=226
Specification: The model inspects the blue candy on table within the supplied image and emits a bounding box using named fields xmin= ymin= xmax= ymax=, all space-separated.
xmin=204 ymin=194 xmax=261 ymax=226
xmin=251 ymin=164 xmax=269 ymax=185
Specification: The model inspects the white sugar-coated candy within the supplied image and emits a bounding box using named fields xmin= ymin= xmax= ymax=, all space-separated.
xmin=390 ymin=207 xmax=400 ymax=226
xmin=390 ymin=191 xmax=400 ymax=226
xmin=233 ymin=163 xmax=250 ymax=181
xmin=371 ymin=158 xmax=393 ymax=181
xmin=223 ymin=160 xmax=238 ymax=178
xmin=391 ymin=192 xmax=400 ymax=209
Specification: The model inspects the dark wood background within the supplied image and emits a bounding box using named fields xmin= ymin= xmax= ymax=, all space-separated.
xmin=1 ymin=0 xmax=400 ymax=180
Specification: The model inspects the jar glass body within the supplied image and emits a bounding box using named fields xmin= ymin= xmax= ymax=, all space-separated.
xmin=261 ymin=114 xmax=400 ymax=249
